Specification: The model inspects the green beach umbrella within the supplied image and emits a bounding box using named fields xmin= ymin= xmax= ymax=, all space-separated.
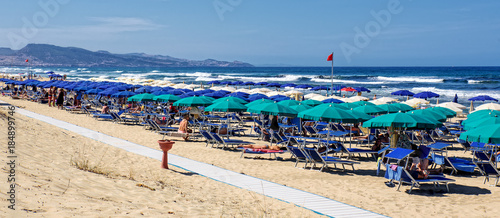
xmin=462 ymin=116 xmax=500 ymax=130
xmin=467 ymin=109 xmax=500 ymax=120
xmin=391 ymin=103 xmax=414 ymax=112
xmin=200 ymin=95 xmax=216 ymax=102
xmin=205 ymin=100 xmax=247 ymax=112
xmin=298 ymin=104 xmax=358 ymax=123
xmin=247 ymin=102 xmax=298 ymax=117
xmin=173 ymin=96 xmax=213 ymax=107
xmin=301 ymin=99 xmax=323 ymax=107
xmin=315 ymin=103 xmax=349 ymax=110
xmin=353 ymin=105 xmax=385 ymax=115
xmin=352 ymin=101 xmax=376 ymax=107
xmin=459 ymin=124 xmax=500 ymax=144
xmin=153 ymin=94 xmax=181 ymax=102
xmin=408 ymin=110 xmax=447 ymax=122
xmin=127 ymin=93 xmax=156 ymax=102
xmin=348 ymin=109 xmax=373 ymax=122
xmin=339 ymin=102 xmax=363 ymax=110
xmin=362 ymin=112 xmax=441 ymax=129
xmin=426 ymin=107 xmax=456 ymax=118
xmin=289 ymin=103 xmax=312 ymax=113
xmin=277 ymin=99 xmax=301 ymax=107
xmin=213 ymin=96 xmax=247 ymax=104
xmin=245 ymin=98 xmax=274 ymax=108
xmin=378 ymin=103 xmax=403 ymax=113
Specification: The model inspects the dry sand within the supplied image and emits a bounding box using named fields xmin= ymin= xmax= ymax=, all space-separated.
xmin=1 ymin=95 xmax=500 ymax=217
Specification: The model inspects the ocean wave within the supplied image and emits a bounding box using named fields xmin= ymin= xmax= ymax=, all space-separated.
xmin=311 ymin=78 xmax=385 ymax=84
xmin=376 ymin=76 xmax=444 ymax=83
xmin=468 ymin=80 xmax=500 ymax=84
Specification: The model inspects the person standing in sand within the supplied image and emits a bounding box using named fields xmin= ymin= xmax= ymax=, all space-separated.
xmin=56 ymin=88 xmax=66 ymax=109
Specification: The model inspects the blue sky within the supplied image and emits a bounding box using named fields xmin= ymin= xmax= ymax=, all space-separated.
xmin=1 ymin=0 xmax=499 ymax=66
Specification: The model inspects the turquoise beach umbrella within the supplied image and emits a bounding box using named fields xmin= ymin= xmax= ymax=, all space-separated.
xmin=298 ymin=104 xmax=358 ymax=123
xmin=173 ymin=96 xmax=213 ymax=107
xmin=277 ymin=99 xmax=301 ymax=107
xmin=247 ymin=102 xmax=298 ymax=117
xmin=205 ymin=100 xmax=247 ymax=112
xmin=245 ymin=98 xmax=274 ymax=108
xmin=362 ymin=112 xmax=441 ymax=129
xmin=462 ymin=116 xmax=500 ymax=130
xmin=289 ymin=103 xmax=312 ymax=113
xmin=153 ymin=94 xmax=181 ymax=102
xmin=460 ymin=124 xmax=500 ymax=144
xmin=301 ymin=99 xmax=323 ymax=107
xmin=213 ymin=96 xmax=247 ymax=104
xmin=353 ymin=105 xmax=385 ymax=115
xmin=127 ymin=93 xmax=156 ymax=102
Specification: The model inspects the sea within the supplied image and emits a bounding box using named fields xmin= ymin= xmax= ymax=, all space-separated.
xmin=1 ymin=66 xmax=499 ymax=105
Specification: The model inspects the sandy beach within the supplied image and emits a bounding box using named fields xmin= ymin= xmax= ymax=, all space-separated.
xmin=1 ymin=95 xmax=500 ymax=217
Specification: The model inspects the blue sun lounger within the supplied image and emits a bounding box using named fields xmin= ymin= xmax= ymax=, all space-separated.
xmin=428 ymin=142 xmax=476 ymax=174
xmin=384 ymin=148 xmax=455 ymax=193
xmin=301 ymin=147 xmax=360 ymax=172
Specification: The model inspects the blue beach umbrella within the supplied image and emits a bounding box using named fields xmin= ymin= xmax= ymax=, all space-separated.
xmin=311 ymin=86 xmax=329 ymax=91
xmin=248 ymin=93 xmax=270 ymax=101
xmin=207 ymin=80 xmax=220 ymax=85
xmin=295 ymin=84 xmax=313 ymax=89
xmin=414 ymin=91 xmax=440 ymax=99
xmin=468 ymin=95 xmax=498 ymax=102
xmin=354 ymin=87 xmax=371 ymax=93
xmin=266 ymin=83 xmax=281 ymax=87
xmin=322 ymin=99 xmax=344 ymax=104
xmin=111 ymin=91 xmax=137 ymax=98
xmin=391 ymin=90 xmax=415 ymax=96
xmin=256 ymin=82 xmax=268 ymax=86
xmin=243 ymin=81 xmax=255 ymax=85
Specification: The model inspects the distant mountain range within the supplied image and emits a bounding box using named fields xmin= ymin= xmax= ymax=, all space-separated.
xmin=0 ymin=44 xmax=253 ymax=67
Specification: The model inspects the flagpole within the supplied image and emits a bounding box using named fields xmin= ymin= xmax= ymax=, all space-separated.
xmin=330 ymin=52 xmax=334 ymax=96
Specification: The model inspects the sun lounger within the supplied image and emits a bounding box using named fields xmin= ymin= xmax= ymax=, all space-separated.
xmin=301 ymin=147 xmax=360 ymax=172
xmin=384 ymin=148 xmax=455 ymax=193
xmin=237 ymin=147 xmax=286 ymax=159
xmin=209 ymin=132 xmax=252 ymax=149
xmin=335 ymin=143 xmax=378 ymax=160
xmin=428 ymin=142 xmax=476 ymax=175
xmin=472 ymin=149 xmax=500 ymax=186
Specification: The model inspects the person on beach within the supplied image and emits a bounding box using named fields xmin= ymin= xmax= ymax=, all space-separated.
xmin=270 ymin=115 xmax=280 ymax=133
xmin=56 ymin=88 xmax=66 ymax=109
xmin=47 ymin=87 xmax=53 ymax=107
xmin=179 ymin=114 xmax=192 ymax=141
xmin=101 ymin=103 xmax=110 ymax=114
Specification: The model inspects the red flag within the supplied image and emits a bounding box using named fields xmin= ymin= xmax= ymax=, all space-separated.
xmin=327 ymin=53 xmax=333 ymax=61
xmin=25 ymin=59 xmax=29 ymax=62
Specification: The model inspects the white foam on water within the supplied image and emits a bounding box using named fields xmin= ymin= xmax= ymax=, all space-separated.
xmin=376 ymin=76 xmax=444 ymax=83
xmin=311 ymin=78 xmax=385 ymax=84
xmin=213 ymin=74 xmax=303 ymax=82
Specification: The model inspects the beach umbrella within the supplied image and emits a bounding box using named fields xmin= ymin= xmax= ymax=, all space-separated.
xmin=426 ymin=107 xmax=456 ymax=118
xmin=205 ymin=100 xmax=247 ymax=112
xmin=436 ymin=102 xmax=466 ymax=110
xmin=390 ymin=103 xmax=414 ymax=112
xmin=352 ymin=101 xmax=376 ymax=107
xmin=403 ymin=98 xmax=430 ymax=108
xmin=413 ymin=91 xmax=440 ymax=99
xmin=266 ymin=83 xmax=281 ymax=88
xmin=353 ymin=105 xmax=385 ymax=115
xmin=248 ymin=93 xmax=270 ymax=101
xmin=289 ymin=103 xmax=312 ymax=113
xmin=459 ymin=124 xmax=500 ymax=144
xmin=231 ymin=81 xmax=244 ymax=85
xmin=153 ymin=94 xmax=181 ymax=102
xmin=199 ymin=95 xmax=216 ymax=102
xmin=270 ymin=94 xmax=288 ymax=100
xmin=391 ymin=90 xmax=415 ymax=97
xmin=348 ymin=110 xmax=373 ymax=122
xmin=341 ymin=87 xmax=357 ymax=92
xmin=339 ymin=102 xmax=362 ymax=110
xmin=173 ymin=96 xmax=213 ymax=107
xmin=98 ymin=89 xmax=119 ymax=96
xmin=151 ymin=90 xmax=172 ymax=96
xmin=407 ymin=110 xmax=447 ymax=122
xmin=468 ymin=95 xmax=498 ymax=102
xmin=207 ymin=80 xmax=220 ymax=85
xmin=247 ymin=102 xmax=298 ymax=117
xmin=85 ymin=88 xmax=103 ymax=95
xmin=311 ymin=86 xmax=329 ymax=91
xmin=277 ymin=99 xmax=300 ymax=107
xmin=370 ymin=97 xmax=398 ymax=105
xmin=245 ymin=98 xmax=274 ymax=108
xmin=220 ymin=81 xmax=231 ymax=85
xmin=302 ymin=99 xmax=323 ymax=107
xmin=354 ymin=87 xmax=371 ymax=93
xmin=213 ymin=96 xmax=248 ymax=104
xmin=111 ymin=91 xmax=137 ymax=98
xmin=295 ymin=84 xmax=313 ymax=89
xmin=281 ymin=83 xmax=297 ymax=88
xmin=462 ymin=116 xmax=500 ymax=130
xmin=322 ymin=98 xmax=344 ymax=104
xmin=468 ymin=110 xmax=500 ymax=120
xmin=315 ymin=103 xmax=349 ymax=110
xmin=362 ymin=112 xmax=441 ymax=129
xmin=475 ymin=103 xmax=500 ymax=111
xmin=298 ymin=105 xmax=358 ymax=123
xmin=243 ymin=81 xmax=255 ymax=85
xmin=378 ymin=104 xmax=403 ymax=114
xmin=127 ymin=93 xmax=156 ymax=102
xmin=168 ymin=89 xmax=186 ymax=96
xmin=343 ymin=96 xmax=369 ymax=103
xmin=135 ymin=86 xmax=152 ymax=93
xmin=45 ymin=71 xmax=55 ymax=74
xmin=256 ymin=82 xmax=268 ymax=86
xmin=275 ymin=97 xmax=293 ymax=102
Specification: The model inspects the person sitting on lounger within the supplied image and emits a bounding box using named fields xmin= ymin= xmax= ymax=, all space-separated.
xmin=241 ymin=144 xmax=280 ymax=150
xmin=408 ymin=146 xmax=443 ymax=179
xmin=101 ymin=103 xmax=110 ymax=114
xmin=178 ymin=114 xmax=192 ymax=141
